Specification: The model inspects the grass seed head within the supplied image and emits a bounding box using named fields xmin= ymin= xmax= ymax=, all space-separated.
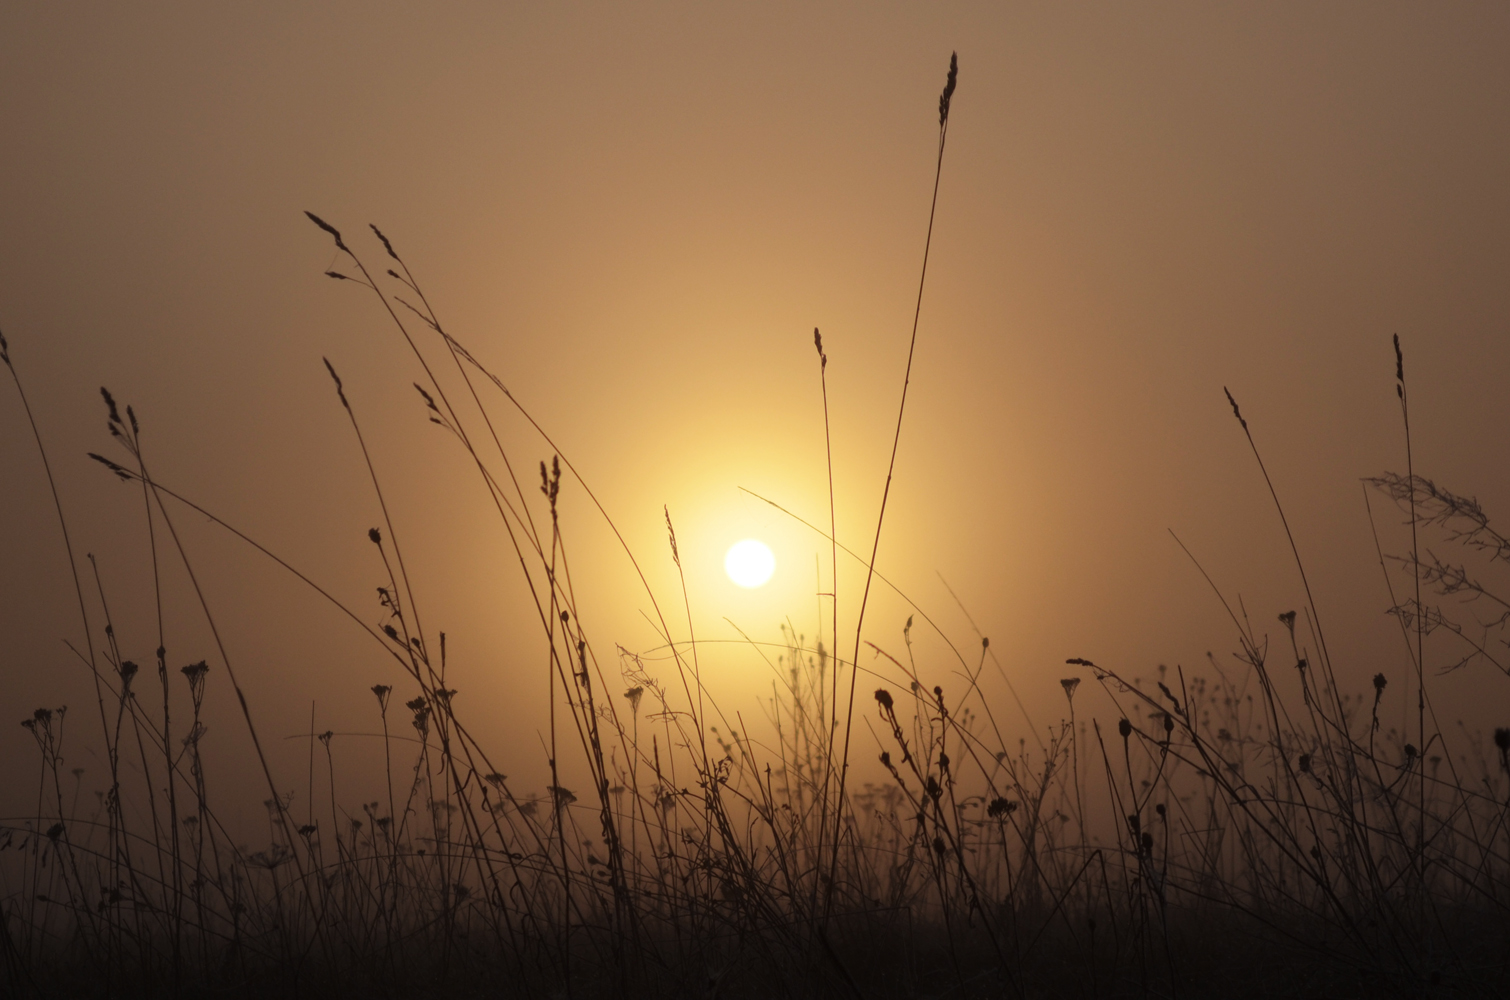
xmin=938 ymin=52 xmax=958 ymax=125
xmin=369 ymin=223 xmax=398 ymax=260
xmin=304 ymin=211 xmax=348 ymax=252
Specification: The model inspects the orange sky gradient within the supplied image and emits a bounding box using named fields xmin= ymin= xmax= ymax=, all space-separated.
xmin=3 ymin=3 xmax=1510 ymax=826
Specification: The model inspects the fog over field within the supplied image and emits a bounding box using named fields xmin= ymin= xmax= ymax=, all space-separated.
xmin=3 ymin=4 xmax=1509 ymax=997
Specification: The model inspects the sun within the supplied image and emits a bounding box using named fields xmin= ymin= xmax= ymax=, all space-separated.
xmin=724 ymin=539 xmax=775 ymax=588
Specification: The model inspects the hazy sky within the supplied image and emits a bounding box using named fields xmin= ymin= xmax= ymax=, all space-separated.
xmin=4 ymin=3 xmax=1509 ymax=820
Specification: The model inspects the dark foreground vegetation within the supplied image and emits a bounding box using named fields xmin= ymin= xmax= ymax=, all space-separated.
xmin=4 ymin=56 xmax=1509 ymax=999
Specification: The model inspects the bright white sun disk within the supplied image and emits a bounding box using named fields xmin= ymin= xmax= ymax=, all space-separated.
xmin=725 ymin=539 xmax=775 ymax=588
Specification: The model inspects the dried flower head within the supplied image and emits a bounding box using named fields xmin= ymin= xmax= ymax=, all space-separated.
xmin=986 ymin=797 xmax=1018 ymax=819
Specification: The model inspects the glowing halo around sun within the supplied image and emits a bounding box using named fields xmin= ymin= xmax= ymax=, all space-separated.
xmin=724 ymin=539 xmax=776 ymax=588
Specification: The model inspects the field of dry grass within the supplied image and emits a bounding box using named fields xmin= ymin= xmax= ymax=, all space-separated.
xmin=4 ymin=57 xmax=1509 ymax=1000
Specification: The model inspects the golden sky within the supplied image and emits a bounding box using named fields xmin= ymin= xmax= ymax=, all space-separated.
xmin=3 ymin=3 xmax=1509 ymax=816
